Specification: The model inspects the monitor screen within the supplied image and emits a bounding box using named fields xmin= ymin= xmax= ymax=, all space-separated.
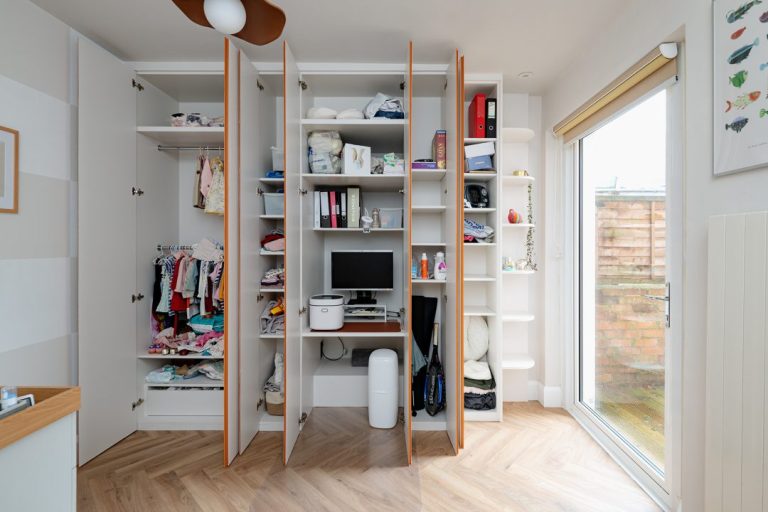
xmin=331 ymin=251 xmax=394 ymax=290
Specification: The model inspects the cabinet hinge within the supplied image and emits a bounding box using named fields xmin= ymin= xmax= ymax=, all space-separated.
xmin=132 ymin=186 xmax=144 ymax=196
xmin=256 ymin=398 xmax=264 ymax=410
xmin=443 ymin=295 xmax=448 ymax=303
xmin=298 ymin=187 xmax=308 ymax=195
xmin=398 ymin=189 xmax=404 ymax=195
xmin=299 ymin=80 xmax=308 ymax=90
xmin=257 ymin=80 xmax=264 ymax=91
xmin=444 ymin=80 xmax=448 ymax=91
xmin=298 ymin=306 xmax=307 ymax=316
xmin=131 ymin=398 xmax=144 ymax=411
xmin=298 ymin=412 xmax=308 ymax=425
xmin=400 ymin=81 xmax=405 ymax=90
xmin=256 ymin=293 xmax=265 ymax=302
xmin=131 ymin=293 xmax=145 ymax=303
xmin=131 ymin=79 xmax=144 ymax=92
xmin=256 ymin=187 xmax=264 ymax=196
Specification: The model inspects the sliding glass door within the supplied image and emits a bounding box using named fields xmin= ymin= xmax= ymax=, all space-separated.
xmin=579 ymin=90 xmax=669 ymax=475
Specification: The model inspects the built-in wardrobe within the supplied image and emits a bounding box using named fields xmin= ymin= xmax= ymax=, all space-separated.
xmin=78 ymin=35 xmax=538 ymax=468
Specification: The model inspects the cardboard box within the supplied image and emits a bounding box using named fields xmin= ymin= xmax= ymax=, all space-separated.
xmin=432 ymin=130 xmax=447 ymax=169
xmin=464 ymin=141 xmax=495 ymax=159
xmin=343 ymin=144 xmax=371 ymax=175
xmin=465 ymin=155 xmax=494 ymax=172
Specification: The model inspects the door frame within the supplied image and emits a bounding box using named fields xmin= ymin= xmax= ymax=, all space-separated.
xmin=562 ymin=76 xmax=683 ymax=511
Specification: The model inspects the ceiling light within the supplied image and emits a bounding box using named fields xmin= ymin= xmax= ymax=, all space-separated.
xmin=203 ymin=0 xmax=246 ymax=35
xmin=518 ymin=72 xmax=533 ymax=79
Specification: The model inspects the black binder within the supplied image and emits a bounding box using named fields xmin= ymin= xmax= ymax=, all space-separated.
xmin=485 ymin=98 xmax=497 ymax=139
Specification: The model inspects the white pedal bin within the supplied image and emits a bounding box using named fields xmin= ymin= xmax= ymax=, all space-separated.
xmin=368 ymin=349 xmax=398 ymax=429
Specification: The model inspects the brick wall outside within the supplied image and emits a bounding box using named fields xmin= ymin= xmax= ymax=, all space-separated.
xmin=594 ymin=193 xmax=666 ymax=394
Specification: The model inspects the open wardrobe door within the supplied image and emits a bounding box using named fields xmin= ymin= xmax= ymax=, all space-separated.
xmin=224 ymin=38 xmax=241 ymax=466
xmin=403 ymin=40 xmax=414 ymax=465
xmin=458 ymin=54 xmax=466 ymax=450
xmin=77 ymin=37 xmax=139 ymax=465
xmin=238 ymin=48 xmax=262 ymax=453
xmin=444 ymin=49 xmax=462 ymax=454
xmin=283 ymin=41 xmax=302 ymax=464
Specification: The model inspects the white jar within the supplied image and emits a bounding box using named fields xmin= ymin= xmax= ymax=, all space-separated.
xmin=309 ymin=294 xmax=345 ymax=330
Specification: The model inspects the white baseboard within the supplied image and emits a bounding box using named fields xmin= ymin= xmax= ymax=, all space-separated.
xmin=540 ymin=385 xmax=563 ymax=407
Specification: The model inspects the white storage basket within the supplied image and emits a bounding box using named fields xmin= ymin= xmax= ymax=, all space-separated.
xmin=263 ymin=193 xmax=284 ymax=216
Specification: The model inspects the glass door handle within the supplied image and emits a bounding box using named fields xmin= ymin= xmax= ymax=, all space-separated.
xmin=643 ymin=294 xmax=668 ymax=302
xmin=644 ymin=282 xmax=671 ymax=327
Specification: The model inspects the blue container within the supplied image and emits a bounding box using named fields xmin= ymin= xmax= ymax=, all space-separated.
xmin=465 ymin=155 xmax=494 ymax=171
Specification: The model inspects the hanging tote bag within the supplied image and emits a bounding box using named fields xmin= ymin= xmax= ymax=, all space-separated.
xmin=205 ymin=156 xmax=225 ymax=215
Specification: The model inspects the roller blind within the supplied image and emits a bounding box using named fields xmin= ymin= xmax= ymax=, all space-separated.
xmin=554 ymin=44 xmax=678 ymax=143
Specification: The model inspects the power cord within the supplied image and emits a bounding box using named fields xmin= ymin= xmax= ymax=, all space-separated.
xmin=320 ymin=337 xmax=346 ymax=361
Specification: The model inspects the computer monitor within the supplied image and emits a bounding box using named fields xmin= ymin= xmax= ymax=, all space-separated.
xmin=331 ymin=250 xmax=394 ymax=304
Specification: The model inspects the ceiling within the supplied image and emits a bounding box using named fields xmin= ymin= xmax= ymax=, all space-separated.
xmin=30 ymin=0 xmax=630 ymax=93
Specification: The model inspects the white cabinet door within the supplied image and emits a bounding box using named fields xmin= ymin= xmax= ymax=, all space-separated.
xmin=77 ymin=38 xmax=138 ymax=464
xmin=403 ymin=40 xmax=414 ymax=464
xmin=225 ymin=39 xmax=241 ymax=466
xmin=443 ymin=49 xmax=461 ymax=454
xmin=283 ymin=41 xmax=302 ymax=463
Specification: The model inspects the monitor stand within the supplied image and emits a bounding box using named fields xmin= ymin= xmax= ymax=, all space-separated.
xmin=348 ymin=291 xmax=377 ymax=305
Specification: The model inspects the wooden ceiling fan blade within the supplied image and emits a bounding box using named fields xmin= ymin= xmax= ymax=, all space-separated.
xmin=235 ymin=0 xmax=286 ymax=46
xmin=170 ymin=0 xmax=213 ymax=29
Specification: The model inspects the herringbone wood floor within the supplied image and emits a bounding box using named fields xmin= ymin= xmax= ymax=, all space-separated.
xmin=78 ymin=402 xmax=661 ymax=512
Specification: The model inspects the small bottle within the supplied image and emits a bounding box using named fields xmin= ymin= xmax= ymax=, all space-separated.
xmin=434 ymin=252 xmax=447 ymax=281
xmin=411 ymin=257 xmax=418 ymax=278
xmin=1 ymin=386 xmax=18 ymax=410
xmin=420 ymin=253 xmax=429 ymax=280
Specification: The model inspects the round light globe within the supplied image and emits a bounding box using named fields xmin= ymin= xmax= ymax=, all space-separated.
xmin=204 ymin=0 xmax=246 ymax=35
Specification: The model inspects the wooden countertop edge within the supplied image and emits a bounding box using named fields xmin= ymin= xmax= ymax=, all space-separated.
xmin=0 ymin=386 xmax=80 ymax=451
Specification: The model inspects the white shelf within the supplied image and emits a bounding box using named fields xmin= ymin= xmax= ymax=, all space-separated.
xmin=502 ymin=312 xmax=535 ymax=322
xmin=145 ymin=375 xmax=224 ymax=389
xmin=465 ymin=409 xmax=500 ymax=421
xmin=260 ymin=249 xmax=284 ymax=256
xmin=502 ymin=269 xmax=536 ymax=276
xmin=412 ymin=169 xmax=447 ymax=181
xmin=501 ymin=127 xmax=535 ymax=143
xmin=464 ymin=274 xmax=496 ymax=282
xmin=464 ymin=305 xmax=496 ymax=317
xmin=464 ymin=243 xmax=496 ymax=248
xmin=413 ymin=206 xmax=446 ymax=213
xmin=412 ymin=279 xmax=446 ymax=285
xmin=301 ymin=119 xmax=405 ymax=147
xmin=137 ymin=354 xmax=221 ymax=360
xmin=464 ymin=208 xmax=496 ymax=214
xmin=260 ymin=333 xmax=284 ymax=339
xmin=260 ymin=215 xmax=284 ymax=220
xmin=301 ymin=173 xmax=404 ymax=191
xmin=259 ymin=287 xmax=284 ymax=293
xmin=412 ymin=242 xmax=446 ymax=247
xmin=301 ymin=118 xmax=405 ymax=128
xmin=502 ymin=175 xmax=535 ymax=185
xmin=503 ymin=223 xmax=535 ymax=229
xmin=258 ymin=411 xmax=284 ymax=432
xmin=502 ymin=355 xmax=535 ymax=370
xmin=412 ymin=410 xmax=447 ymax=431
xmin=259 ymin=177 xmax=284 ymax=185
xmin=464 ymin=137 xmax=497 ymax=144
xmin=136 ymin=126 xmax=224 ymax=145
xmin=464 ymin=172 xmax=498 ymax=182
xmin=302 ymin=329 xmax=406 ymax=339
xmin=313 ymin=228 xmax=404 ymax=233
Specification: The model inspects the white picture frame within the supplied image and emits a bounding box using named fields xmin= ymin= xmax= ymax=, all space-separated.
xmin=713 ymin=0 xmax=768 ymax=176
xmin=0 ymin=125 xmax=19 ymax=213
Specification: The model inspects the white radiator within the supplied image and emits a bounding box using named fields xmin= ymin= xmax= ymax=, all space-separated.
xmin=706 ymin=212 xmax=768 ymax=512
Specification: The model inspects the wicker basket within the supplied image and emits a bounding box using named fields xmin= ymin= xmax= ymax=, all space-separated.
xmin=266 ymin=390 xmax=284 ymax=416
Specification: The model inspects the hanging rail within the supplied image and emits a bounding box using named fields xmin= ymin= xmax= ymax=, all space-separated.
xmin=156 ymin=145 xmax=224 ymax=152
xmin=156 ymin=244 xmax=195 ymax=251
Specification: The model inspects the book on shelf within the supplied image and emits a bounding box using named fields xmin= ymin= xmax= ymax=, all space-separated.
xmin=313 ymin=191 xmax=321 ymax=229
xmin=432 ymin=130 xmax=447 ymax=169
xmin=313 ymin=187 xmax=362 ymax=229
xmin=329 ymin=191 xmax=338 ymax=228
xmin=348 ymin=187 xmax=360 ymax=228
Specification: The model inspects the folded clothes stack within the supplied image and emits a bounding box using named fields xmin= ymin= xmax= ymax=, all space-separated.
xmin=261 ymin=230 xmax=285 ymax=253
xmin=464 ymin=360 xmax=496 ymax=411
xmin=261 ymin=266 xmax=285 ymax=288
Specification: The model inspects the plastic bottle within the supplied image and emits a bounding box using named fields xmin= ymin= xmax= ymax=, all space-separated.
xmin=434 ymin=252 xmax=447 ymax=281
xmin=420 ymin=253 xmax=429 ymax=280
xmin=411 ymin=257 xmax=418 ymax=278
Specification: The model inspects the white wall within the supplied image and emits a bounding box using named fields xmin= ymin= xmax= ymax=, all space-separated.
xmin=541 ymin=1 xmax=768 ymax=510
xmin=0 ymin=0 xmax=78 ymax=386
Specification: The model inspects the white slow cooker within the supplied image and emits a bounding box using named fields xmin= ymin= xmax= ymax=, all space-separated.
xmin=309 ymin=294 xmax=345 ymax=330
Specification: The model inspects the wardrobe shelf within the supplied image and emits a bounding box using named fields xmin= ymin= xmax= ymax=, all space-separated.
xmin=464 ymin=243 xmax=496 ymax=248
xmin=260 ymin=215 xmax=284 ymax=220
xmin=259 ymin=177 xmax=285 ymax=184
xmin=463 ymin=305 xmax=496 ymax=317
xmin=259 ymin=287 xmax=284 ymax=293
xmin=144 ymin=375 xmax=224 ymax=389
xmin=300 ymin=119 xmax=405 ymax=146
xmin=502 ymin=355 xmax=535 ymax=370
xmin=302 ymin=329 xmax=407 ymax=339
xmin=464 ymin=207 xmax=496 ymax=214
xmin=259 ymin=333 xmax=284 ymax=339
xmin=501 ymin=127 xmax=535 ymax=143
xmin=412 ymin=242 xmax=446 ymax=247
xmin=502 ymin=312 xmax=535 ymax=322
xmin=301 ymin=173 xmax=404 ymax=191
xmin=503 ymin=223 xmax=535 ymax=229
xmin=313 ymin=228 xmax=404 ymax=233
xmin=463 ymin=274 xmax=496 ymax=282
xmin=259 ymin=249 xmax=284 ymax=256
xmin=257 ymin=410 xmax=284 ymax=432
xmin=137 ymin=354 xmax=221 ymax=360
xmin=502 ymin=269 xmax=536 ymax=276
xmin=463 ymin=172 xmax=498 ymax=182
xmin=464 ymin=137 xmax=497 ymax=144
xmin=503 ymin=175 xmax=535 ymax=184
xmin=412 ymin=169 xmax=448 ymax=181
xmin=413 ymin=206 xmax=447 ymax=213
xmin=412 ymin=410 xmax=447 ymax=431
xmin=412 ymin=279 xmax=446 ymax=285
xmin=136 ymin=126 xmax=224 ymax=145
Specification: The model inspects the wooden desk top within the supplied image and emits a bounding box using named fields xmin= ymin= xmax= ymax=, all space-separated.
xmin=0 ymin=386 xmax=80 ymax=451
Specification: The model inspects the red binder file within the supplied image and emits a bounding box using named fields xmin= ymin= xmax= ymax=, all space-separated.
xmin=468 ymin=93 xmax=486 ymax=138
xmin=329 ymin=191 xmax=338 ymax=228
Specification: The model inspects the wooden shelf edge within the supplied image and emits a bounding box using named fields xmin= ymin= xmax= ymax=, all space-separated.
xmin=0 ymin=387 xmax=80 ymax=451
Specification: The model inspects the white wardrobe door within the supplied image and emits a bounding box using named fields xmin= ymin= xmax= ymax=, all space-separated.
xmin=77 ymin=37 xmax=138 ymax=465
xmin=403 ymin=40 xmax=414 ymax=464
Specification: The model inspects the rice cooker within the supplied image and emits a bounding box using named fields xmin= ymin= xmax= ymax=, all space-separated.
xmin=309 ymin=294 xmax=345 ymax=330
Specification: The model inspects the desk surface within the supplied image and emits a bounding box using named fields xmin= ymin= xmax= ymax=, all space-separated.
xmin=0 ymin=386 xmax=80 ymax=451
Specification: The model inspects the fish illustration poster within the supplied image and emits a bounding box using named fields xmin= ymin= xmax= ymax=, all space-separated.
xmin=714 ymin=0 xmax=768 ymax=175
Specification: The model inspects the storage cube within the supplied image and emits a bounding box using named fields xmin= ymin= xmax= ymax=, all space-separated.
xmin=379 ymin=208 xmax=403 ymax=228
xmin=465 ymin=155 xmax=494 ymax=171
xmin=464 ymin=141 xmax=495 ymax=158
xmin=263 ymin=193 xmax=284 ymax=216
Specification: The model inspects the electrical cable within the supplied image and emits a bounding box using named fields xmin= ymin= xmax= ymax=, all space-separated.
xmin=320 ymin=337 xmax=346 ymax=361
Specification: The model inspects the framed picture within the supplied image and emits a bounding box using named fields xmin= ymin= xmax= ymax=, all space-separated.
xmin=0 ymin=125 xmax=19 ymax=213
xmin=713 ymin=0 xmax=768 ymax=176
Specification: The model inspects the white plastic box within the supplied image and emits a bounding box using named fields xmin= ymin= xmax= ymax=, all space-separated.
xmin=379 ymin=208 xmax=403 ymax=229
xmin=368 ymin=349 xmax=398 ymax=428
xmin=271 ymin=146 xmax=284 ymax=171
xmin=309 ymin=294 xmax=344 ymax=330
xmin=263 ymin=193 xmax=284 ymax=216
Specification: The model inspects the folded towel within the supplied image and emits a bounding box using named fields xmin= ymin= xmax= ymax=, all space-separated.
xmin=464 ymin=360 xmax=492 ymax=380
